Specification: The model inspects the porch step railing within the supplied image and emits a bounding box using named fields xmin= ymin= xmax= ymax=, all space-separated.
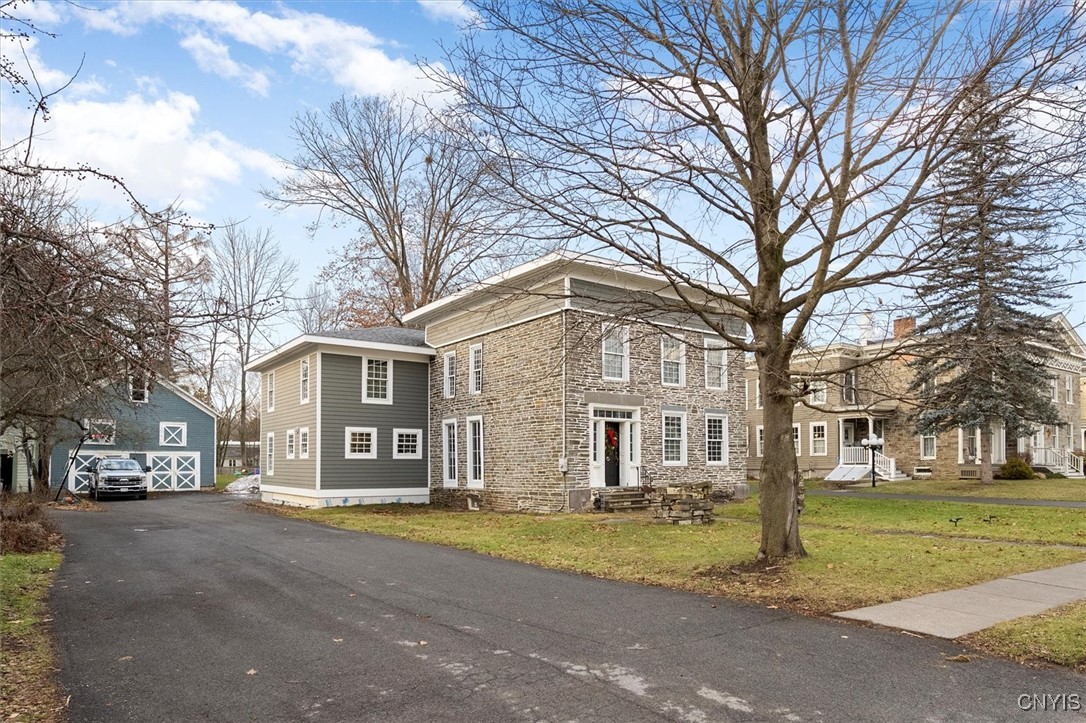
xmin=1030 ymin=447 xmax=1085 ymax=476
xmin=838 ymin=446 xmax=901 ymax=479
xmin=873 ymin=449 xmax=897 ymax=479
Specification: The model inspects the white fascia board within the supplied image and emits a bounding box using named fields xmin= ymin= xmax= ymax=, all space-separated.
xmin=247 ymin=335 xmax=435 ymax=372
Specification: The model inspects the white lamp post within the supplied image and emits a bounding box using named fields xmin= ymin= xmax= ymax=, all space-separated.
xmin=860 ymin=432 xmax=884 ymax=488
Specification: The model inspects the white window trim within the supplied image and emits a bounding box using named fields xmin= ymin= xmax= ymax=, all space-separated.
xmin=442 ymin=419 xmax=458 ymax=488
xmin=299 ymin=427 xmax=310 ymax=459
xmin=85 ymin=418 xmax=117 ymax=446
xmin=444 ymin=352 xmax=457 ymax=399
xmin=843 ymin=370 xmax=857 ymax=404
xmin=393 ymin=428 xmax=423 ymax=460
xmin=469 ymin=344 xmax=483 ymax=395
xmin=344 ymin=426 xmax=378 ymax=460
xmin=300 ymin=358 xmax=310 ymax=404
xmin=920 ymin=433 xmax=937 ymax=460
xmin=660 ymin=335 xmax=686 ymax=387
xmin=810 ymin=380 xmax=827 ymax=405
xmin=1067 ymin=375 xmax=1074 ymax=405
xmin=792 ymin=423 xmax=802 ymax=457
xmin=362 ymin=357 xmax=393 ymax=405
xmin=1050 ymin=377 xmax=1058 ymax=402
xmin=704 ymin=338 xmax=727 ymax=390
xmin=705 ymin=413 xmax=728 ymax=466
xmin=466 ymin=415 xmax=484 ymax=488
xmin=266 ymin=371 xmax=275 ymax=412
xmin=159 ymin=421 xmax=187 ymax=447
xmin=601 ymin=323 xmax=629 ymax=382
xmin=286 ymin=429 xmax=297 ymax=460
xmin=809 ymin=421 xmax=828 ymax=456
xmin=662 ymin=410 xmax=688 ymax=466
xmin=266 ymin=432 xmax=275 ymax=476
xmin=755 ymin=379 xmax=762 ymax=409
xmin=755 ymin=425 xmax=764 ymax=457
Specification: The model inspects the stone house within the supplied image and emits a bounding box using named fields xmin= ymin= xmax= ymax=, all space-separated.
xmin=251 ymin=252 xmax=749 ymax=511
xmin=745 ymin=314 xmax=1086 ymax=481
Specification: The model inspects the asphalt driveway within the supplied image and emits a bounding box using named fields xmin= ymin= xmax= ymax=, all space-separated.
xmin=49 ymin=495 xmax=1084 ymax=722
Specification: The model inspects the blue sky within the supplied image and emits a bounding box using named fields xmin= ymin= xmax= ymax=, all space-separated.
xmin=1 ymin=0 xmax=475 ymax=329
xmin=3 ymin=1 xmax=1083 ymax=343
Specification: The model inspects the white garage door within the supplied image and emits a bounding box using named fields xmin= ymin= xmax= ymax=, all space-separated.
xmin=147 ymin=452 xmax=200 ymax=491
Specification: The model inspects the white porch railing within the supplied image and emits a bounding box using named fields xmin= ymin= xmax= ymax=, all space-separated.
xmin=874 ymin=449 xmax=897 ymax=479
xmin=1031 ymin=446 xmax=1084 ymax=476
xmin=841 ymin=446 xmax=868 ymax=465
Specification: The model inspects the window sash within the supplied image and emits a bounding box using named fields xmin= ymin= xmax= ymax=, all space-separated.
xmin=662 ymin=413 xmax=686 ymax=464
xmin=467 ymin=417 xmax=484 ymax=486
xmin=809 ymin=381 xmax=827 ymax=404
xmin=793 ymin=424 xmax=802 ymax=456
xmin=602 ymin=326 xmax=628 ymax=380
xmin=704 ymin=340 xmax=727 ymax=390
xmin=393 ymin=429 xmax=423 ymax=460
xmin=299 ymin=428 xmax=310 ymax=458
xmin=921 ymin=434 xmax=937 ymax=459
xmin=470 ymin=345 xmax=483 ymax=394
xmin=444 ymin=353 xmax=456 ymax=398
xmin=442 ymin=420 xmax=458 ymax=486
xmin=756 ymin=426 xmax=764 ymax=457
xmin=705 ymin=414 xmax=727 ymax=464
xmin=266 ymin=433 xmax=274 ymax=475
xmin=364 ymin=359 xmax=390 ymax=401
xmin=810 ymin=423 xmax=827 ymax=456
xmin=300 ymin=359 xmax=310 ymax=402
xmin=267 ymin=371 xmax=275 ymax=410
xmin=286 ymin=430 xmax=296 ymax=459
xmin=345 ymin=428 xmax=377 ymax=459
xmin=661 ymin=336 xmax=684 ymax=386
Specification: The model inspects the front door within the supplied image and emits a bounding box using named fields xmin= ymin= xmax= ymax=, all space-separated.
xmin=604 ymin=422 xmax=621 ymax=487
xmin=842 ymin=422 xmax=855 ymax=447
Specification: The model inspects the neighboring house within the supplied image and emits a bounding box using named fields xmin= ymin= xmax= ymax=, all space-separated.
xmin=250 ymin=252 xmax=749 ymax=511
xmin=246 ymin=328 xmax=434 ymax=507
xmin=50 ymin=379 xmax=218 ymax=493
xmin=1 ymin=425 xmax=37 ymax=494
xmin=218 ymin=440 xmax=261 ymax=474
xmin=745 ymin=315 xmax=1086 ymax=481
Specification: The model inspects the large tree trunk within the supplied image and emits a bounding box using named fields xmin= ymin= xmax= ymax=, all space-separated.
xmin=756 ymin=342 xmax=807 ymax=560
xmin=979 ymin=423 xmax=994 ymax=485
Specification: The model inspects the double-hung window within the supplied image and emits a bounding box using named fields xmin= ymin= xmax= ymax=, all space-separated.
xmin=363 ymin=358 xmax=391 ymax=403
xmin=755 ymin=379 xmax=763 ymax=409
xmin=467 ymin=416 xmax=484 ymax=488
xmin=792 ymin=424 xmax=802 ymax=456
xmin=705 ymin=414 xmax=727 ymax=465
xmin=809 ymin=380 xmax=827 ymax=404
xmin=704 ymin=339 xmax=727 ymax=390
xmin=299 ymin=428 xmax=310 ymax=459
xmin=286 ymin=429 xmax=296 ymax=459
xmin=755 ymin=425 xmax=764 ymax=457
xmin=266 ymin=432 xmax=275 ymax=476
xmin=345 ymin=427 xmax=377 ymax=459
xmin=842 ymin=370 xmax=857 ymax=404
xmin=810 ymin=422 xmax=828 ymax=456
xmin=602 ymin=325 xmax=629 ymax=381
xmin=300 ymin=359 xmax=310 ymax=403
xmin=920 ymin=433 xmax=936 ymax=459
xmin=1050 ymin=377 xmax=1058 ymax=402
xmin=662 ymin=411 xmax=687 ymax=465
xmin=442 ymin=419 xmax=458 ymax=487
xmin=266 ymin=371 xmax=275 ymax=411
xmin=1067 ymin=375 xmax=1074 ymax=405
xmin=444 ymin=352 xmax=457 ymax=398
xmin=660 ymin=335 xmax=685 ymax=386
xmin=393 ymin=429 xmax=423 ymax=460
xmin=469 ymin=344 xmax=483 ymax=394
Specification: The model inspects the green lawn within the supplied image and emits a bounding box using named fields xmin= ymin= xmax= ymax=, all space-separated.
xmin=967 ymin=600 xmax=1086 ymax=671
xmin=1 ymin=552 xmax=64 ymax=722
xmin=864 ymin=477 xmax=1086 ymax=502
xmin=215 ymin=473 xmax=234 ymax=490
xmin=270 ymin=495 xmax=1086 ymax=614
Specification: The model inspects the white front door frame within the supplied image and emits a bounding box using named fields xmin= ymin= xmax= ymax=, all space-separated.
xmin=588 ymin=405 xmax=641 ymax=488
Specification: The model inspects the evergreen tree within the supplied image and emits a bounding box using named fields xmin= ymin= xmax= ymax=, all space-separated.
xmin=909 ymin=87 xmax=1065 ymax=484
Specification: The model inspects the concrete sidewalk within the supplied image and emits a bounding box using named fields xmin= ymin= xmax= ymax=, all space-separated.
xmin=834 ymin=560 xmax=1086 ymax=638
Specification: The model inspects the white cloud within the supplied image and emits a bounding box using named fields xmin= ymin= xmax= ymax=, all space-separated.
xmin=3 ymin=90 xmax=282 ymax=212
xmin=179 ymin=33 xmax=270 ymax=96
xmin=69 ymin=1 xmax=442 ymax=96
xmin=417 ymin=0 xmax=481 ymax=25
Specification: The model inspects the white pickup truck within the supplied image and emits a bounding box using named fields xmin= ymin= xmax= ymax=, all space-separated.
xmin=87 ymin=458 xmax=150 ymax=500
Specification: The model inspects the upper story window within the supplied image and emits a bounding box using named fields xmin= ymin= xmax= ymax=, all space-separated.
xmin=300 ymin=359 xmax=310 ymax=403
xmin=1067 ymin=375 xmax=1074 ymax=405
xmin=470 ymin=344 xmax=483 ymax=394
xmin=129 ymin=372 xmax=149 ymax=404
xmin=660 ymin=335 xmax=685 ymax=386
xmin=85 ymin=418 xmax=116 ymax=446
xmin=842 ymin=369 xmax=857 ymax=404
xmin=809 ymin=380 xmax=827 ymax=404
xmin=755 ymin=379 xmax=763 ymax=409
xmin=159 ymin=422 xmax=187 ymax=447
xmin=1049 ymin=377 xmax=1058 ymax=402
xmin=266 ymin=371 xmax=275 ymax=411
xmin=444 ymin=352 xmax=456 ymax=398
xmin=602 ymin=324 xmax=629 ymax=381
xmin=704 ymin=339 xmax=727 ymax=390
xmin=363 ymin=358 xmax=392 ymax=404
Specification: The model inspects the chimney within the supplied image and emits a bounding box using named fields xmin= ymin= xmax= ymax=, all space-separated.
xmin=858 ymin=310 xmax=874 ymax=344
xmin=894 ymin=316 xmax=916 ymax=339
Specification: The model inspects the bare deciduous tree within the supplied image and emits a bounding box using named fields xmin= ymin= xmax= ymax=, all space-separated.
xmin=265 ymin=93 xmax=539 ymax=325
xmin=287 ymin=280 xmax=352 ymax=335
xmin=437 ymin=0 xmax=1086 ymax=558
xmin=213 ymin=224 xmax=296 ymax=469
